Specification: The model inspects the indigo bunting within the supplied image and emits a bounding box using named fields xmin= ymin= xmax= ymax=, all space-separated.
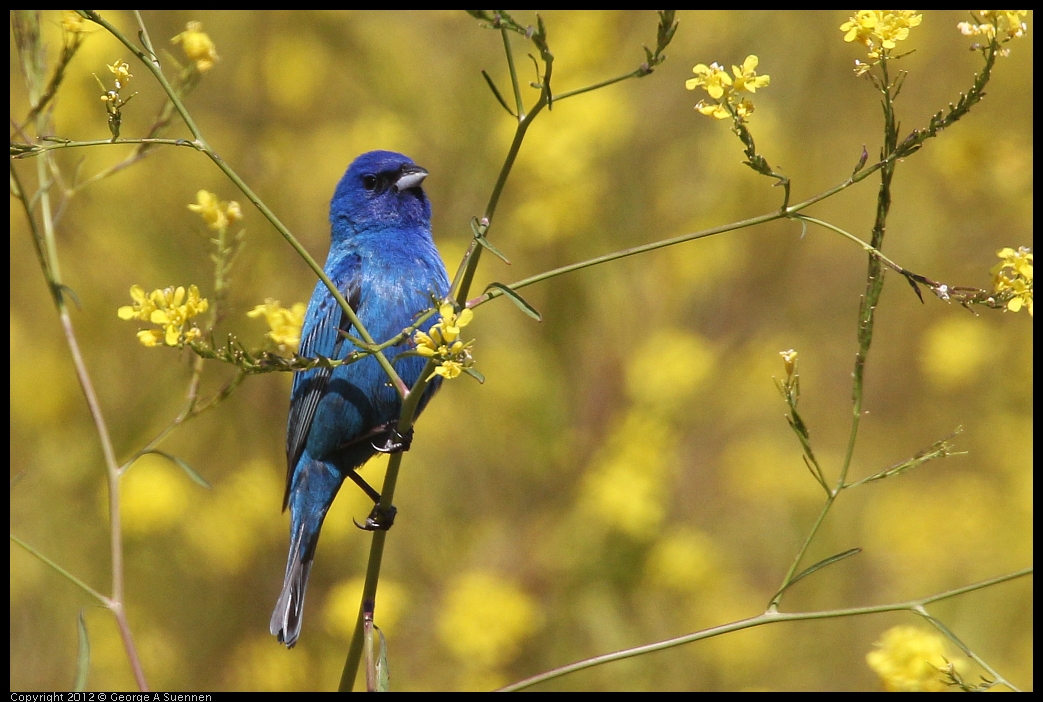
xmin=271 ymin=151 xmax=449 ymax=647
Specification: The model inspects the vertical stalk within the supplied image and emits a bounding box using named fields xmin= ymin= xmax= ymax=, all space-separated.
xmin=13 ymin=12 xmax=151 ymax=689
xmin=841 ymin=60 xmax=897 ymax=487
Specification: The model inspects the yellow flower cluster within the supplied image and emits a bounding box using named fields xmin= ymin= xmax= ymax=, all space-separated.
xmin=414 ymin=303 xmax=475 ymax=380
xmin=866 ymin=625 xmax=954 ymax=692
xmin=991 ymin=246 xmax=1033 ymax=315
xmin=841 ymin=10 xmax=922 ymax=56
xmin=171 ymin=21 xmax=219 ymax=73
xmin=188 ymin=190 xmax=243 ymax=231
xmin=958 ymin=10 xmax=1029 ymax=54
xmin=118 ymin=285 xmax=209 ymax=347
xmin=247 ymin=299 xmax=307 ymax=354
xmin=685 ymin=55 xmax=769 ymax=120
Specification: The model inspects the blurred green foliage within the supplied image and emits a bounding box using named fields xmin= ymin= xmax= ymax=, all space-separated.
xmin=10 ymin=10 xmax=1032 ymax=691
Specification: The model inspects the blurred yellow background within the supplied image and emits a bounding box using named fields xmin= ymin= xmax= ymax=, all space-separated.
xmin=10 ymin=11 xmax=1032 ymax=691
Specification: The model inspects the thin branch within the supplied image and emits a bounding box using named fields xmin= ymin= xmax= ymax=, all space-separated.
xmin=501 ymin=568 xmax=1031 ymax=691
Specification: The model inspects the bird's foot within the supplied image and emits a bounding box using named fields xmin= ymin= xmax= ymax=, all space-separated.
xmin=372 ymin=426 xmax=413 ymax=454
xmin=355 ymin=504 xmax=398 ymax=531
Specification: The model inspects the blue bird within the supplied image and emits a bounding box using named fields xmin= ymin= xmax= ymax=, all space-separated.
xmin=271 ymin=151 xmax=449 ymax=647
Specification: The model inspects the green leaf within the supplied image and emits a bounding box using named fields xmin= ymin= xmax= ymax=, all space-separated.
xmin=471 ymin=217 xmax=510 ymax=264
xmin=475 ymin=235 xmax=511 ymax=265
xmin=773 ymin=548 xmax=862 ymax=602
xmin=73 ymin=610 xmax=90 ymax=692
xmin=484 ymin=282 xmax=542 ymax=321
xmin=481 ymin=69 xmax=516 ymax=117
xmin=463 ymin=366 xmax=486 ymax=384
xmin=57 ymin=283 xmax=82 ymax=310
xmin=375 ymin=626 xmax=390 ymax=692
xmin=138 ymin=450 xmax=211 ymax=489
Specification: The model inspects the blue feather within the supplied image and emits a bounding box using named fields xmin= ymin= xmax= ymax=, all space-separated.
xmin=271 ymin=151 xmax=449 ymax=647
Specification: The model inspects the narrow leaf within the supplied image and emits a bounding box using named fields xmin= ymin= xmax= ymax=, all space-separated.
xmin=773 ymin=548 xmax=862 ymax=601
xmin=463 ymin=367 xmax=486 ymax=384
xmin=481 ymin=69 xmax=516 ymax=117
xmin=140 ymin=450 xmax=211 ymax=488
xmin=484 ymin=283 xmax=542 ymax=321
xmin=73 ymin=610 xmax=90 ymax=692
xmin=475 ymin=235 xmax=511 ymax=265
xmin=801 ymin=455 xmax=829 ymax=494
xmin=57 ymin=283 xmax=82 ymax=310
xmin=375 ymin=626 xmax=390 ymax=692
xmin=904 ymin=273 xmax=925 ymax=304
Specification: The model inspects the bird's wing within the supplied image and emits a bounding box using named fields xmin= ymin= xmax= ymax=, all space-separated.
xmin=283 ymin=256 xmax=362 ymax=509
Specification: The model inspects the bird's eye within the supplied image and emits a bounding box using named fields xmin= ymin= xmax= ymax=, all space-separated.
xmin=362 ymin=174 xmax=378 ymax=191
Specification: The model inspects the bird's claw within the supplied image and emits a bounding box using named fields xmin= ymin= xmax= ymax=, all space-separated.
xmin=354 ymin=504 xmax=398 ymax=531
xmin=372 ymin=427 xmax=413 ymax=454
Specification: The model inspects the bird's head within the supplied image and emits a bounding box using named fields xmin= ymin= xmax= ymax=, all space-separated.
xmin=330 ymin=150 xmax=432 ymax=240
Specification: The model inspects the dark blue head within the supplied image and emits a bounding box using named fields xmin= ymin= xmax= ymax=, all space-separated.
xmin=330 ymin=151 xmax=432 ymax=241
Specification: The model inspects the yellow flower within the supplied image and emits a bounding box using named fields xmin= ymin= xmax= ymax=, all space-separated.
xmin=731 ymin=55 xmax=770 ymax=94
xmin=1002 ymin=277 xmax=1032 ymax=315
xmin=118 ymin=284 xmax=157 ymax=321
xmin=119 ymin=284 xmax=209 ymax=347
xmin=136 ymin=329 xmax=165 ymax=347
xmin=686 ymin=62 xmax=732 ymax=99
xmin=995 ymin=246 xmax=1034 ymax=280
xmin=433 ymin=359 xmax=464 ymax=380
xmin=171 ymin=21 xmax=219 ymax=73
xmin=991 ymin=246 xmax=1033 ymax=316
xmin=106 ymin=59 xmax=132 ymax=90
xmin=694 ymin=100 xmax=730 ymax=120
xmin=437 ymin=302 xmax=473 ymax=344
xmin=841 ymin=10 xmax=879 ymax=45
xmin=841 ymin=10 xmax=922 ymax=60
xmin=247 ymin=299 xmax=306 ymax=353
xmin=733 ymin=98 xmax=755 ymax=119
xmin=413 ymin=329 xmax=438 ymax=356
xmin=150 ymin=285 xmax=209 ymax=345
xmin=866 ymin=626 xmax=955 ymax=692
xmin=187 ymin=190 xmax=242 ymax=231
xmin=413 ymin=303 xmax=477 ymax=381
xmin=687 ymin=56 xmax=768 ymax=121
xmin=779 ymin=349 xmax=798 ymax=378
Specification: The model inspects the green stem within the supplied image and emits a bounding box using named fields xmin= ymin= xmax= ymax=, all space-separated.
xmin=552 ymin=68 xmax=644 ymax=103
xmin=774 ymin=63 xmax=902 ymax=612
xmin=454 ymin=64 xmax=549 ymax=306
xmin=914 ymin=607 xmax=1013 ymax=690
xmin=768 ymin=494 xmax=836 ymax=610
xmin=14 ymin=95 xmax=150 ymax=689
xmin=794 ymin=216 xmax=907 ymax=275
xmin=502 ymin=28 xmax=524 ymax=118
xmin=339 ymin=358 xmax=439 ymax=691
xmin=469 ymin=152 xmax=900 ymax=308
xmin=10 ymin=534 xmax=109 ymax=604
xmin=11 ymin=137 xmax=202 ymax=156
xmin=841 ymin=60 xmax=898 ymax=489
xmin=501 ymin=567 xmax=1031 ymax=691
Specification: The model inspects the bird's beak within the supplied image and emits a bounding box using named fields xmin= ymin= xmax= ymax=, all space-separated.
xmin=394 ymin=166 xmax=428 ymax=192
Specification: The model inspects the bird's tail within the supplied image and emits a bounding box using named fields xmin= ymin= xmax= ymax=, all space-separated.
xmin=272 ymin=459 xmax=343 ymax=647
xmin=270 ymin=519 xmax=315 ymax=648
